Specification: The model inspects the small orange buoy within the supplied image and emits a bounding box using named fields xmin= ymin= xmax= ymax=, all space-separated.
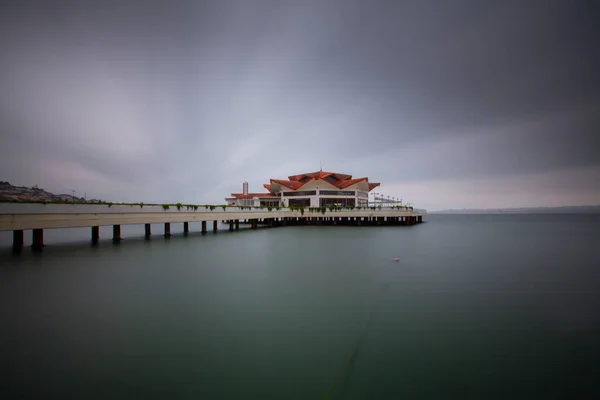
xmin=393 ymin=258 xmax=399 ymax=262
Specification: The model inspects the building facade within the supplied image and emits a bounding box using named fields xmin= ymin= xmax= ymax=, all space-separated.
xmin=225 ymin=170 xmax=380 ymax=207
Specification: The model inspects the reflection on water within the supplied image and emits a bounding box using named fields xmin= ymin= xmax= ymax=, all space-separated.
xmin=1 ymin=215 xmax=599 ymax=398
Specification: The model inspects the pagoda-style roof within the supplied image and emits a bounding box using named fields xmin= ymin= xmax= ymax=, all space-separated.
xmin=270 ymin=170 xmax=380 ymax=192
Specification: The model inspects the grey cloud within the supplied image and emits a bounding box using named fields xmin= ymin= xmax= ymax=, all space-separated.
xmin=0 ymin=0 xmax=599 ymax=207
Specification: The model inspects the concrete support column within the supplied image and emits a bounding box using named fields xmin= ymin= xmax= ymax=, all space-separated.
xmin=229 ymin=220 xmax=234 ymax=231
xmin=91 ymin=226 xmax=99 ymax=243
xmin=201 ymin=221 xmax=207 ymax=234
xmin=183 ymin=222 xmax=189 ymax=234
xmin=145 ymin=223 xmax=152 ymax=237
xmin=164 ymin=222 xmax=171 ymax=237
xmin=13 ymin=230 xmax=24 ymax=250
xmin=112 ymin=225 xmax=121 ymax=242
xmin=235 ymin=219 xmax=240 ymax=230
xmin=213 ymin=220 xmax=218 ymax=232
xmin=14 ymin=229 xmax=24 ymax=246
xmin=32 ymin=229 xmax=44 ymax=250
xmin=251 ymin=219 xmax=257 ymax=229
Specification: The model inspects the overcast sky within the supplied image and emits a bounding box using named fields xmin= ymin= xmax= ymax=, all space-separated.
xmin=0 ymin=0 xmax=598 ymax=210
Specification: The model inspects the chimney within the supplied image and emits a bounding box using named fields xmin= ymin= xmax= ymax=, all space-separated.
xmin=243 ymin=181 xmax=248 ymax=195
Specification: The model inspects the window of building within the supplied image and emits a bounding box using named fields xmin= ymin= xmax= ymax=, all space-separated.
xmin=260 ymin=200 xmax=280 ymax=207
xmin=289 ymin=198 xmax=311 ymax=207
xmin=320 ymin=198 xmax=356 ymax=207
xmin=320 ymin=190 xmax=336 ymax=196
xmin=283 ymin=190 xmax=317 ymax=197
xmin=319 ymin=190 xmax=355 ymax=196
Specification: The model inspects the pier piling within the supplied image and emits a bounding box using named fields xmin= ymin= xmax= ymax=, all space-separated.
xmin=91 ymin=226 xmax=99 ymax=243
xmin=13 ymin=230 xmax=24 ymax=250
xmin=183 ymin=222 xmax=189 ymax=234
xmin=145 ymin=223 xmax=151 ymax=237
xmin=32 ymin=229 xmax=44 ymax=250
xmin=164 ymin=222 xmax=171 ymax=237
xmin=112 ymin=225 xmax=121 ymax=242
xmin=201 ymin=221 xmax=207 ymax=234
xmin=235 ymin=219 xmax=239 ymax=230
xmin=213 ymin=221 xmax=218 ymax=232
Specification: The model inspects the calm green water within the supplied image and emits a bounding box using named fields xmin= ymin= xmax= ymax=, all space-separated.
xmin=1 ymin=215 xmax=599 ymax=399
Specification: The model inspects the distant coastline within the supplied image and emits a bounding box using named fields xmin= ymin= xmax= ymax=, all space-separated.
xmin=0 ymin=181 xmax=94 ymax=203
xmin=430 ymin=205 xmax=600 ymax=214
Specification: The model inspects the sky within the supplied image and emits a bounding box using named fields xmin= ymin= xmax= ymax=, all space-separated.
xmin=0 ymin=0 xmax=598 ymax=211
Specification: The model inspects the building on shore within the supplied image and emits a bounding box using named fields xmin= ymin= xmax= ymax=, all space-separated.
xmin=225 ymin=170 xmax=380 ymax=207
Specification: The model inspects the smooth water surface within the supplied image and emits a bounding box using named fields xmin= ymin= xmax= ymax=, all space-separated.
xmin=1 ymin=215 xmax=599 ymax=399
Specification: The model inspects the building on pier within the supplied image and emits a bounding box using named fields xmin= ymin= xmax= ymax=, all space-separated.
xmin=225 ymin=170 xmax=380 ymax=207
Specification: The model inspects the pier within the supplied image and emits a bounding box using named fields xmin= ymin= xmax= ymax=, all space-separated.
xmin=0 ymin=203 xmax=426 ymax=251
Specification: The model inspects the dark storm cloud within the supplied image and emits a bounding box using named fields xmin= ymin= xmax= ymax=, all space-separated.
xmin=0 ymin=0 xmax=598 ymax=208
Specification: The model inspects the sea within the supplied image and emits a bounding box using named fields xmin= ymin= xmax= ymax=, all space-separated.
xmin=1 ymin=214 xmax=599 ymax=399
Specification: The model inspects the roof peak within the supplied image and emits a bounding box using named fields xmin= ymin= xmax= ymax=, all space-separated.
xmin=288 ymin=170 xmax=353 ymax=181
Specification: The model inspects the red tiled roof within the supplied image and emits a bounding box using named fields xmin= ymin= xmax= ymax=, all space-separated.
xmin=288 ymin=170 xmax=352 ymax=181
xmin=271 ymin=171 xmax=379 ymax=192
xmin=270 ymin=179 xmax=304 ymax=190
xmin=336 ymin=177 xmax=368 ymax=188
